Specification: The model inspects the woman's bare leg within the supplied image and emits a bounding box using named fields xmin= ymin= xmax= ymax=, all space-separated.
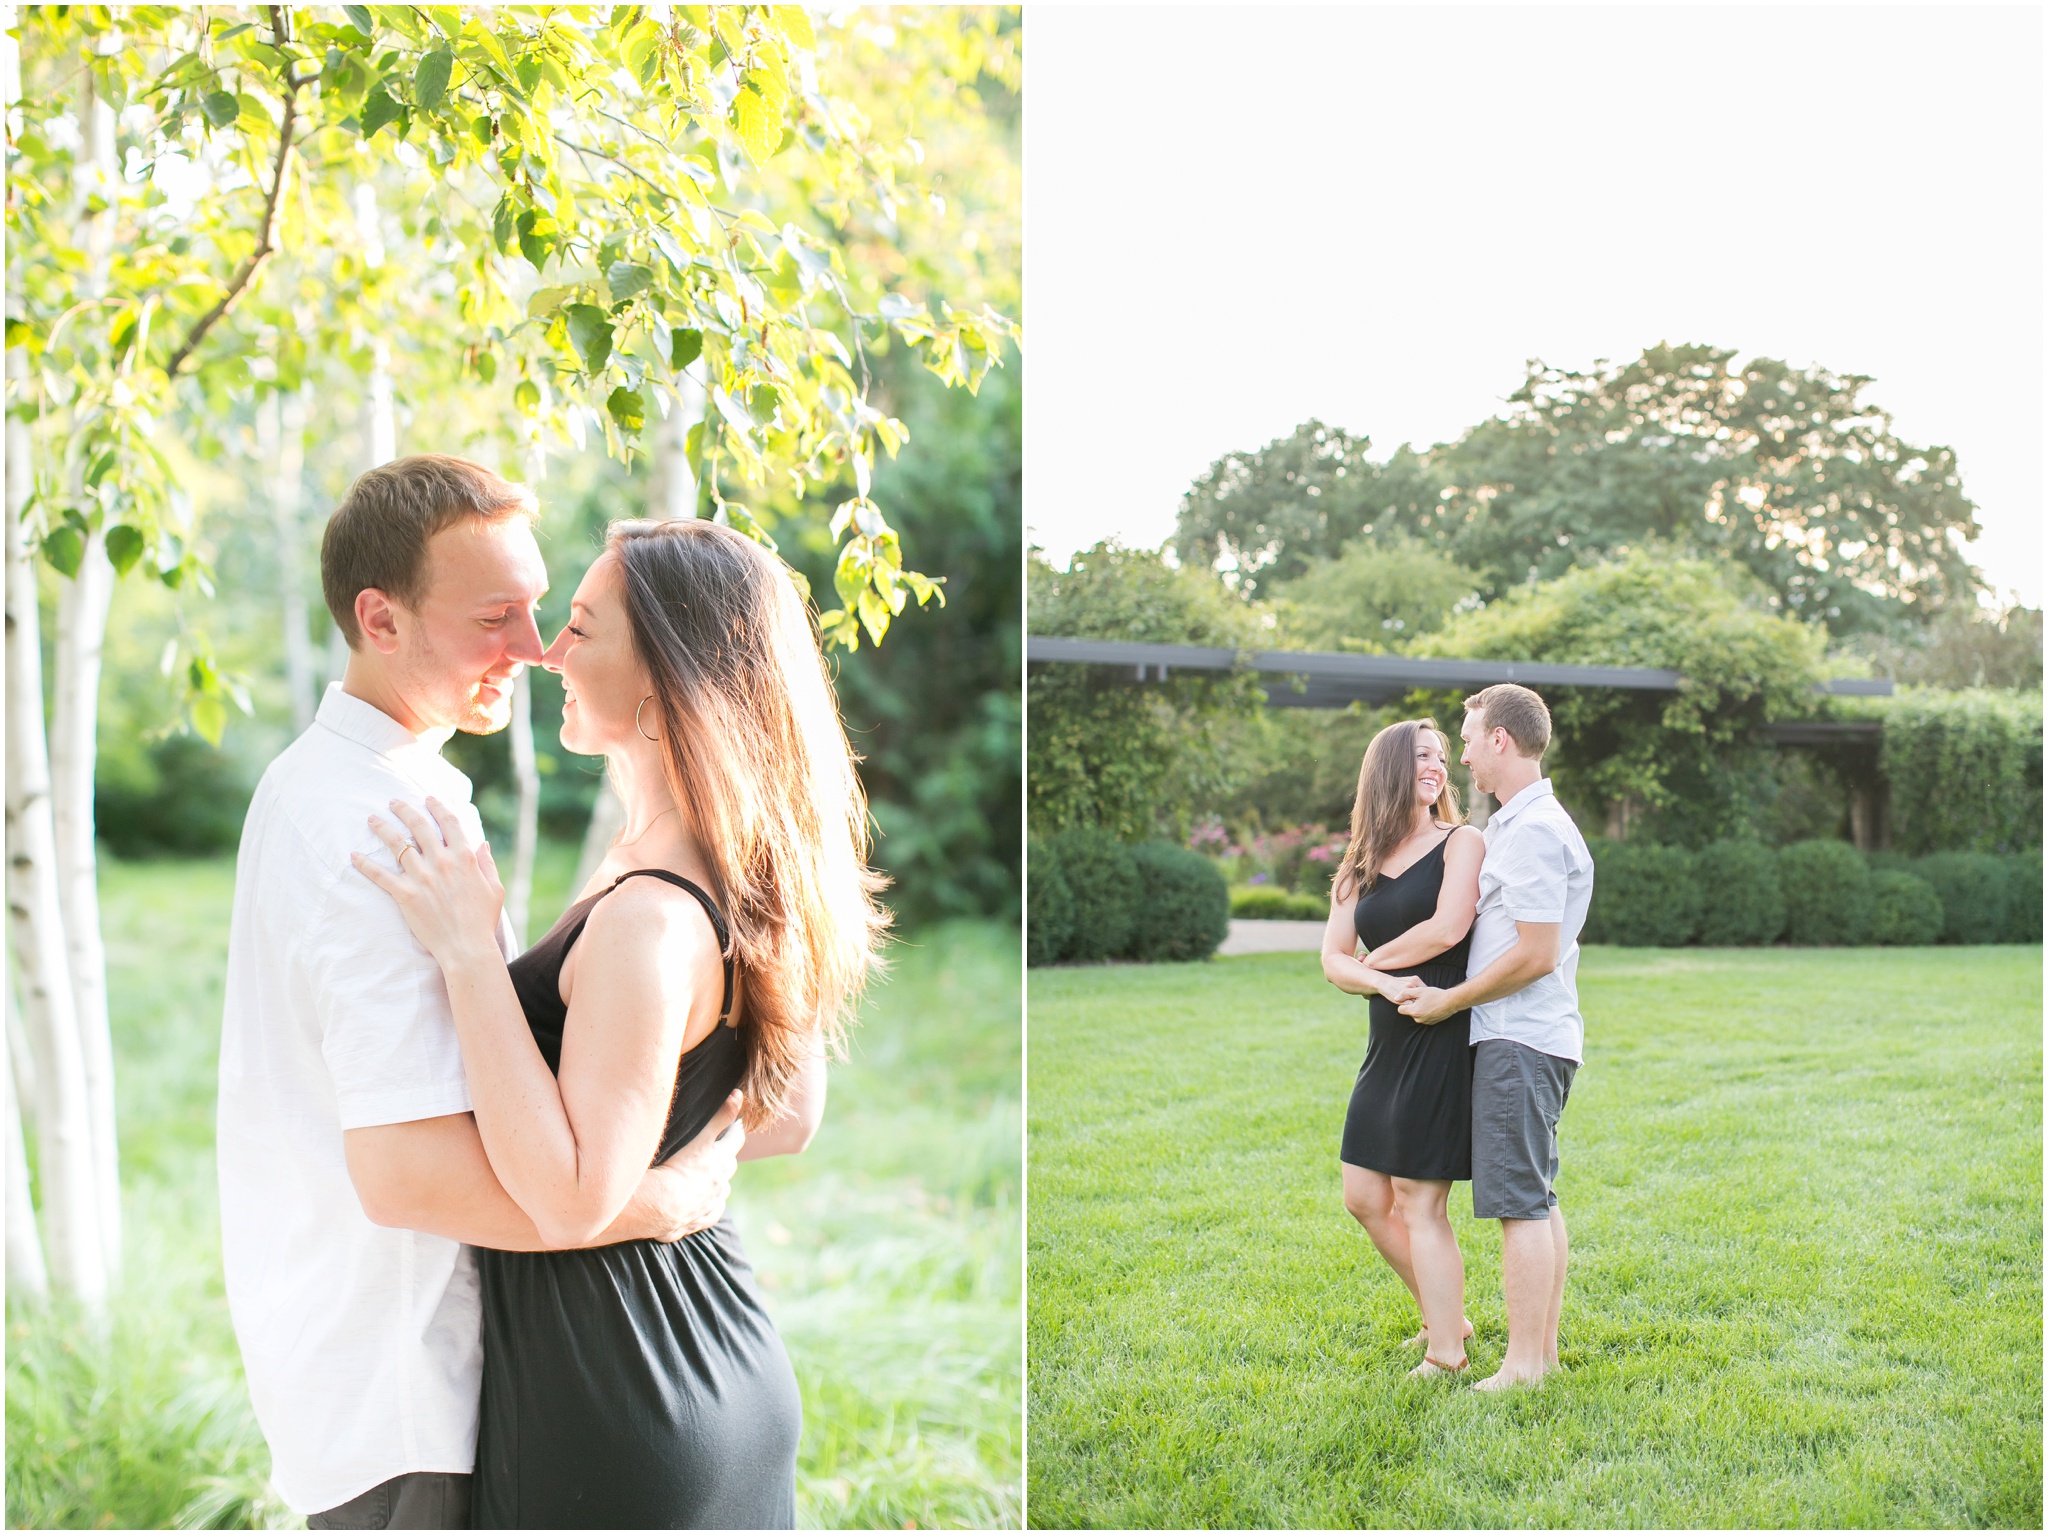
xmin=1391 ymin=1177 xmax=1466 ymax=1366
xmin=1341 ymin=1163 xmax=1421 ymax=1313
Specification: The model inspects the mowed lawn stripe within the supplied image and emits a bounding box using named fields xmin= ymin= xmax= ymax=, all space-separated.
xmin=1027 ymin=946 xmax=2040 ymax=1529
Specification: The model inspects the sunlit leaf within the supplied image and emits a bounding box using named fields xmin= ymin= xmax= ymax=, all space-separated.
xmin=606 ymin=385 xmax=646 ymax=434
xmin=671 ymin=327 xmax=703 ymax=371
xmin=605 ymin=261 xmax=653 ymax=302
xmin=41 ymin=526 xmax=83 ymax=577
xmin=415 ymin=48 xmax=454 ymax=111
xmin=564 ymin=304 xmax=613 ymax=373
xmin=104 ymin=524 xmax=145 ymax=575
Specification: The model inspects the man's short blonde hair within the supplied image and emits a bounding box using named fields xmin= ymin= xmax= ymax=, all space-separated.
xmin=1463 ymin=683 xmax=1551 ymax=759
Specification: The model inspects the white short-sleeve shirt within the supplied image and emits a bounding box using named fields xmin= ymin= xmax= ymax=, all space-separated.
xmin=217 ymin=685 xmax=514 ymax=1515
xmin=1465 ymin=777 xmax=1596 ymax=1063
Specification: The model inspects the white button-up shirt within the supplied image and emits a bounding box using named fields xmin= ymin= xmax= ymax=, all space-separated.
xmin=1465 ymin=777 xmax=1595 ymax=1063
xmin=217 ymin=685 xmax=513 ymax=1515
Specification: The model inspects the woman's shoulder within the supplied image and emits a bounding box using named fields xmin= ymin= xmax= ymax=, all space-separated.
xmin=1441 ymin=822 xmax=1485 ymax=849
xmin=581 ymin=868 xmax=725 ymax=952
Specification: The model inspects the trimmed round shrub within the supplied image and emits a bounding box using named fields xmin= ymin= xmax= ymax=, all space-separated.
xmin=1026 ymin=837 xmax=1074 ymax=967
xmin=1127 ymin=842 xmax=1231 ymax=962
xmin=1869 ymin=870 xmax=1944 ymax=946
xmin=1048 ymin=828 xmax=1141 ymax=962
xmin=1232 ymin=886 xmax=1330 ymax=921
xmin=1915 ymin=851 xmax=2011 ymax=944
xmin=2003 ymin=850 xmax=2041 ymax=943
xmin=1777 ymin=839 xmax=1874 ymax=946
xmin=1693 ymin=841 xmax=1787 ymax=946
xmin=1582 ymin=839 xmax=1699 ymax=947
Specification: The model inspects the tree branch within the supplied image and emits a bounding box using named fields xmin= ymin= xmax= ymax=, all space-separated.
xmin=164 ymin=6 xmax=299 ymax=378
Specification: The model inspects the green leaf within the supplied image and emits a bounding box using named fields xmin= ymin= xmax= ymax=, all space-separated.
xmin=471 ymin=113 xmax=495 ymax=146
xmin=856 ymin=587 xmax=890 ymax=645
xmin=84 ymin=449 xmax=117 ymax=488
xmin=104 ymin=524 xmax=145 ymax=575
xmin=491 ymin=195 xmax=517 ymax=255
xmin=563 ymin=304 xmax=614 ymax=373
xmin=190 ymin=694 xmax=227 ymax=746
xmin=415 ymin=48 xmax=454 ymax=110
xmin=684 ymin=421 xmax=705 ymax=464
xmin=714 ymin=502 xmax=776 ymax=549
xmin=750 ymin=384 xmax=779 ymax=424
xmin=360 ymin=82 xmax=402 ymax=138
xmin=515 ymin=208 xmax=556 ymax=272
xmin=200 ymin=90 xmax=239 ymax=127
xmin=605 ymin=261 xmax=653 ymax=302
xmin=671 ymin=327 xmax=703 ymax=371
xmin=606 ymin=386 xmax=646 ymax=434
xmin=770 ymin=7 xmax=818 ymax=52
xmin=513 ymin=379 xmax=541 ymax=416
xmin=731 ymin=76 xmax=784 ymax=166
xmin=41 ymin=526 xmax=83 ymax=578
xmin=816 ymin=607 xmax=860 ymax=650
xmin=343 ymin=5 xmax=375 ymax=39
xmin=513 ymin=54 xmax=542 ymax=96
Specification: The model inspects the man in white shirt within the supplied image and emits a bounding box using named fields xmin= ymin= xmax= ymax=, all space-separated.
xmin=219 ymin=455 xmax=742 ymax=1528
xmin=1400 ymin=683 xmax=1594 ymax=1391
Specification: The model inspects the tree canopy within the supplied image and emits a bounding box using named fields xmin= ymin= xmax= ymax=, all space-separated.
xmin=7 ymin=4 xmax=1021 ymax=739
xmin=1174 ymin=345 xmax=1987 ymax=635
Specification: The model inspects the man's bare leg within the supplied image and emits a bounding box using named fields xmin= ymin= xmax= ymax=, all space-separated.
xmin=1475 ymin=1214 xmax=1555 ymax=1390
xmin=1543 ymin=1203 xmax=1568 ymax=1371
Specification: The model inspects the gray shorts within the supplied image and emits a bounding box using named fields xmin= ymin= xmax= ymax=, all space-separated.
xmin=308 ymin=1472 xmax=471 ymax=1530
xmin=1471 ymin=1039 xmax=1577 ymax=1221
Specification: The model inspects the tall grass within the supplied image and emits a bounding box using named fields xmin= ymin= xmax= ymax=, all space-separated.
xmin=7 ymin=854 xmax=1020 ymax=1530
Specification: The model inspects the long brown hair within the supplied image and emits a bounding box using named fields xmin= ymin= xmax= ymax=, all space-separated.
xmin=1335 ymin=717 xmax=1463 ymax=900
xmin=609 ymin=518 xmax=888 ymax=1129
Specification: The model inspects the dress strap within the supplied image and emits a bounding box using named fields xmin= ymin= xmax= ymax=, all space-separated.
xmin=604 ymin=869 xmax=737 ymax=1027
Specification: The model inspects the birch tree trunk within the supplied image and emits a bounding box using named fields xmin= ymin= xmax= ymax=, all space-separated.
xmin=46 ymin=41 xmax=123 ymax=1281
xmin=260 ymin=386 xmax=317 ymax=733
xmin=6 ymin=992 xmax=50 ymax=1307
xmin=572 ymin=377 xmax=702 ymax=893
xmin=5 ymin=351 xmax=108 ymax=1311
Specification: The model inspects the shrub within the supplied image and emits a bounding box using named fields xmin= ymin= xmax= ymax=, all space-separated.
xmin=1914 ymin=851 xmax=2012 ymax=945
xmin=1127 ymin=843 xmax=1231 ymax=962
xmin=1777 ymin=840 xmax=1875 ymax=946
xmin=1875 ymin=688 xmax=2042 ymax=855
xmin=1047 ymin=828 xmax=1141 ymax=963
xmin=1231 ymin=886 xmax=1329 ymax=921
xmin=1869 ymin=870 xmax=1944 ymax=946
xmin=1582 ymin=840 xmax=1699 ymax=947
xmin=1693 ymin=841 xmax=1787 ymax=946
xmin=2003 ymin=850 xmax=2041 ymax=943
xmin=1026 ymin=837 xmax=1074 ymax=967
xmin=94 ymin=735 xmax=252 ymax=858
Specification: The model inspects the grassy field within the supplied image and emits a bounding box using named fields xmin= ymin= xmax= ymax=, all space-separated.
xmin=1027 ymin=946 xmax=2042 ymax=1530
xmin=7 ymin=853 xmax=1020 ymax=1530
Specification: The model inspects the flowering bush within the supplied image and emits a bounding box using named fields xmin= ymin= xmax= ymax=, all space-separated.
xmin=1191 ymin=820 xmax=1350 ymax=894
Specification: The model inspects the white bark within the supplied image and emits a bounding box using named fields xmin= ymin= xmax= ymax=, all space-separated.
xmin=260 ymin=387 xmax=317 ymax=733
xmin=5 ymin=990 xmax=50 ymax=1307
xmin=50 ymin=526 xmax=119 ymax=1280
xmin=5 ymin=354 xmax=108 ymax=1311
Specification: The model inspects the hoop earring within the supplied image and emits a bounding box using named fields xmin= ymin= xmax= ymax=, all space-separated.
xmin=635 ymin=695 xmax=660 ymax=743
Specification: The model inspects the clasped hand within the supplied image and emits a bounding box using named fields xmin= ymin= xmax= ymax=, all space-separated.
xmin=352 ymin=797 xmax=506 ymax=965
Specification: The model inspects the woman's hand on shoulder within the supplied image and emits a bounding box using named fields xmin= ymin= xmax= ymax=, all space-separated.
xmin=352 ymin=796 xmax=505 ymax=969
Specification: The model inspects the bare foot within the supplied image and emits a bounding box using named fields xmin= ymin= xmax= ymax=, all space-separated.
xmin=1402 ymin=1317 xmax=1475 ymax=1349
xmin=1407 ymin=1353 xmax=1469 ymax=1380
xmin=1471 ymin=1362 xmax=1549 ymax=1393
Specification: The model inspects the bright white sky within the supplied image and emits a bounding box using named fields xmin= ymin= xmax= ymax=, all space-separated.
xmin=1024 ymin=4 xmax=2045 ymax=607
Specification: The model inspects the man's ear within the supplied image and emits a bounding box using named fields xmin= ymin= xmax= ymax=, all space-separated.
xmin=355 ymin=588 xmax=406 ymax=656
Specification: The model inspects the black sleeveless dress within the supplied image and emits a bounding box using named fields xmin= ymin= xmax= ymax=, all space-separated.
xmin=472 ymin=870 xmax=802 ymax=1530
xmin=1339 ymin=836 xmax=1476 ymax=1181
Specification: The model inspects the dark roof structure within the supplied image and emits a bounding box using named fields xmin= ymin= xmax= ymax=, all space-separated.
xmin=1026 ymin=636 xmax=1890 ymax=740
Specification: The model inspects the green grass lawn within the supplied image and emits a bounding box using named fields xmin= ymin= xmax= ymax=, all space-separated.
xmin=8 ymin=852 xmax=1020 ymax=1529
xmin=1027 ymin=946 xmax=2042 ymax=1530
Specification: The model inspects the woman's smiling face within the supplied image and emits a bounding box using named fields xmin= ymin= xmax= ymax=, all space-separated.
xmin=541 ymin=551 xmax=652 ymax=757
xmin=1413 ymin=731 xmax=1448 ymax=808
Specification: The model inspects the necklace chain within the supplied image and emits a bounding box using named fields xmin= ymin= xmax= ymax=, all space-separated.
xmin=615 ymin=805 xmax=680 ymax=848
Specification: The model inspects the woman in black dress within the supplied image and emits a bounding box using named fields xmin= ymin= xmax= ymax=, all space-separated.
xmin=356 ymin=518 xmax=886 ymax=1526
xmin=1320 ymin=718 xmax=1484 ymax=1378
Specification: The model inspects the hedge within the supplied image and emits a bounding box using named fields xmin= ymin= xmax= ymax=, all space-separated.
xmin=1581 ymin=841 xmax=1699 ymax=947
xmin=1869 ymin=870 xmax=1944 ymax=946
xmin=1231 ymin=886 xmax=1330 ymax=921
xmin=1026 ymin=837 xmax=1074 ymax=968
xmin=1579 ymin=840 xmax=2038 ymax=948
xmin=1127 ymin=844 xmax=1232 ymax=961
xmin=1029 ymin=833 xmax=1231 ymax=964
xmin=1693 ymin=841 xmax=1787 ymax=946
xmin=1874 ymin=689 xmax=2042 ymax=855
